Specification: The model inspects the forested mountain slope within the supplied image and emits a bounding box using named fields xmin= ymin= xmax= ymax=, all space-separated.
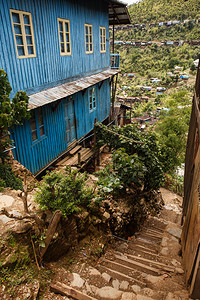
xmin=129 ymin=0 xmax=200 ymax=24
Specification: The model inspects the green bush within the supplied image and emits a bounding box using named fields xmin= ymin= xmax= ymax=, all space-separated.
xmin=35 ymin=168 xmax=94 ymax=217
xmin=96 ymin=124 xmax=165 ymax=192
xmin=0 ymin=164 xmax=23 ymax=190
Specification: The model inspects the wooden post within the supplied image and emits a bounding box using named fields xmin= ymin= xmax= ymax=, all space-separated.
xmin=40 ymin=210 xmax=62 ymax=261
xmin=97 ymin=148 xmax=100 ymax=166
xmin=78 ymin=152 xmax=81 ymax=165
xmin=94 ymin=117 xmax=97 ymax=148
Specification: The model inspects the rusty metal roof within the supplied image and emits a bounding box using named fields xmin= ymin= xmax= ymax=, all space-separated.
xmin=108 ymin=0 xmax=131 ymax=25
xmin=28 ymin=69 xmax=119 ymax=110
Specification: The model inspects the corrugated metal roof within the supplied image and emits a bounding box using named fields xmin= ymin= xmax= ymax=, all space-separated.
xmin=28 ymin=69 xmax=119 ymax=110
xmin=108 ymin=0 xmax=131 ymax=25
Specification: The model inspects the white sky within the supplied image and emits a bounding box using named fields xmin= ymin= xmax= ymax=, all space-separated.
xmin=124 ymin=0 xmax=140 ymax=5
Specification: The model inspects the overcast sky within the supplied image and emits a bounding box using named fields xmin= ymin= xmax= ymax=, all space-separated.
xmin=124 ymin=0 xmax=141 ymax=5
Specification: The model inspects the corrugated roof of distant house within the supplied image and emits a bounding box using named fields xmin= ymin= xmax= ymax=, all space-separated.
xmin=28 ymin=69 xmax=119 ymax=110
xmin=108 ymin=0 xmax=131 ymax=25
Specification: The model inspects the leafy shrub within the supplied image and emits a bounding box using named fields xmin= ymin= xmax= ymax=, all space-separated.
xmin=0 ymin=164 xmax=23 ymax=190
xmin=96 ymin=124 xmax=165 ymax=192
xmin=35 ymin=168 xmax=94 ymax=217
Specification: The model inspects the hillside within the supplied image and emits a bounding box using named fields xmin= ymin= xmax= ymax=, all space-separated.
xmin=128 ymin=0 xmax=200 ymax=24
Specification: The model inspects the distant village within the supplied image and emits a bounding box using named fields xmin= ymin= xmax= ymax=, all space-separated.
xmin=111 ymin=17 xmax=200 ymax=31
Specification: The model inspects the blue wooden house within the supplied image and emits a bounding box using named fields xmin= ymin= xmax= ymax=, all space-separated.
xmin=0 ymin=0 xmax=130 ymax=175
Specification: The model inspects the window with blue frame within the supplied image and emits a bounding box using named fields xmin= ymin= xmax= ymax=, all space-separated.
xmin=89 ymin=87 xmax=96 ymax=112
xmin=30 ymin=108 xmax=45 ymax=142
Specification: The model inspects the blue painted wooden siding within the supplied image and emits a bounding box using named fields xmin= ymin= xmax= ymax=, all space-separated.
xmin=74 ymin=79 xmax=111 ymax=139
xmin=0 ymin=0 xmax=110 ymax=97
xmin=12 ymin=79 xmax=111 ymax=174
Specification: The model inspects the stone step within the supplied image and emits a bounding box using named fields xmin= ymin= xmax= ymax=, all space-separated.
xmin=98 ymin=264 xmax=146 ymax=287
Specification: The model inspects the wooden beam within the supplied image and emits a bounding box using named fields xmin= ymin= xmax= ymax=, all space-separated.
xmin=99 ymin=264 xmax=146 ymax=287
xmin=114 ymin=254 xmax=163 ymax=275
xmin=52 ymin=99 xmax=62 ymax=112
xmin=124 ymin=253 xmax=175 ymax=272
xmin=50 ymin=282 xmax=97 ymax=300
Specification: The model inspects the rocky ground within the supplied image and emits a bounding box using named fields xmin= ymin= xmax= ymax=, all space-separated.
xmin=39 ymin=188 xmax=190 ymax=300
xmin=0 ymin=158 xmax=191 ymax=299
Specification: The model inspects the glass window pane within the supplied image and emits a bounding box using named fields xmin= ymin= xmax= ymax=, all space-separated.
xmin=12 ymin=13 xmax=20 ymax=23
xmin=85 ymin=25 xmax=88 ymax=35
xmin=14 ymin=24 xmax=22 ymax=34
xmin=66 ymin=43 xmax=70 ymax=52
xmin=86 ymin=35 xmax=88 ymax=43
xmin=38 ymin=108 xmax=44 ymax=126
xmin=89 ymin=35 xmax=92 ymax=44
xmin=31 ymin=119 xmax=36 ymax=131
xmin=32 ymin=131 xmax=37 ymax=141
xmin=59 ymin=21 xmax=63 ymax=32
xmin=25 ymin=25 xmax=31 ymax=35
xmin=89 ymin=26 xmax=92 ymax=34
xmin=16 ymin=35 xmax=23 ymax=46
xmin=26 ymin=35 xmax=32 ymax=45
xmin=60 ymin=32 xmax=64 ymax=43
xmin=66 ymin=33 xmax=69 ymax=43
xmin=65 ymin=22 xmax=69 ymax=32
xmin=39 ymin=126 xmax=45 ymax=136
xmin=23 ymin=14 xmax=30 ymax=25
xmin=27 ymin=46 xmax=34 ymax=54
xmin=17 ymin=46 xmax=25 ymax=56
xmin=60 ymin=43 xmax=64 ymax=52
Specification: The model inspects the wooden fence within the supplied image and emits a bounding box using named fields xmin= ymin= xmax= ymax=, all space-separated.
xmin=182 ymin=63 xmax=200 ymax=298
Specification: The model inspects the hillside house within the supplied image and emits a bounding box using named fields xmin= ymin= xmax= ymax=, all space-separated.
xmin=0 ymin=0 xmax=130 ymax=175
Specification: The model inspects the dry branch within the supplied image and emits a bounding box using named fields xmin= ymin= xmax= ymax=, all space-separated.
xmin=0 ymin=208 xmax=44 ymax=227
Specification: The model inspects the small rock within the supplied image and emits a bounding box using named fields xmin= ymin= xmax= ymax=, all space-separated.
xmin=142 ymin=288 xmax=155 ymax=297
xmin=161 ymin=237 xmax=169 ymax=247
xmin=175 ymin=267 xmax=184 ymax=274
xmin=96 ymin=286 xmax=122 ymax=300
xmin=112 ymin=279 xmax=120 ymax=290
xmin=161 ymin=247 xmax=169 ymax=255
xmin=71 ymin=273 xmax=85 ymax=288
xmin=132 ymin=285 xmax=141 ymax=294
xmin=146 ymin=275 xmax=163 ymax=284
xmin=89 ymin=267 xmax=101 ymax=276
xmin=165 ymin=292 xmax=179 ymax=300
xmin=103 ymin=212 xmax=110 ymax=219
xmin=171 ymin=259 xmax=181 ymax=267
xmin=102 ymin=272 xmax=111 ymax=283
xmin=85 ymin=282 xmax=92 ymax=294
xmin=137 ymin=295 xmax=154 ymax=300
xmin=120 ymin=280 xmax=129 ymax=290
xmin=122 ymin=292 xmax=136 ymax=300
xmin=90 ymin=285 xmax=98 ymax=294
xmin=167 ymin=227 xmax=182 ymax=239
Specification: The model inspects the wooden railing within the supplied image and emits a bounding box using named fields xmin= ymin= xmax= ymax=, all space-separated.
xmin=110 ymin=53 xmax=120 ymax=69
xmin=182 ymin=63 xmax=200 ymax=299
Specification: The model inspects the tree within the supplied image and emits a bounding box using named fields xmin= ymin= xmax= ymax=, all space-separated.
xmin=0 ymin=70 xmax=30 ymax=162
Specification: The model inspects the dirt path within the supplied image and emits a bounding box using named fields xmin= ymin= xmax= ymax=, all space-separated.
xmin=42 ymin=188 xmax=191 ymax=300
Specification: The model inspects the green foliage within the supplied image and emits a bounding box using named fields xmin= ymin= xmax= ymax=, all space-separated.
xmin=128 ymin=0 xmax=200 ymax=24
xmin=35 ymin=168 xmax=94 ymax=217
xmin=96 ymin=165 xmax=123 ymax=197
xmin=96 ymin=124 xmax=165 ymax=192
xmin=0 ymin=69 xmax=30 ymax=162
xmin=0 ymin=164 xmax=23 ymax=190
